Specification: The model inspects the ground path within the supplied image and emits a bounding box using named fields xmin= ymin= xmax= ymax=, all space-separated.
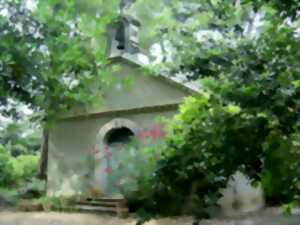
xmin=0 ymin=208 xmax=299 ymax=225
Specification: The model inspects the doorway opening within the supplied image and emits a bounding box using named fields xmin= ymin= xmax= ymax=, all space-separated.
xmin=105 ymin=127 xmax=134 ymax=145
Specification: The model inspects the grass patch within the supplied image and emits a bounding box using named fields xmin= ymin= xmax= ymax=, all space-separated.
xmin=0 ymin=187 xmax=18 ymax=197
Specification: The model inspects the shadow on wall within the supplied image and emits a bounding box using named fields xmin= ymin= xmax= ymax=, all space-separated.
xmin=47 ymin=155 xmax=94 ymax=197
xmin=218 ymin=171 xmax=265 ymax=217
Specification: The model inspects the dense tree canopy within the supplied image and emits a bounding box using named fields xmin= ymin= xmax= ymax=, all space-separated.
xmin=131 ymin=0 xmax=299 ymax=64
xmin=0 ymin=0 xmax=300 ymax=222
xmin=125 ymin=0 xmax=300 ymax=223
xmin=150 ymin=19 xmax=300 ymax=210
xmin=1 ymin=0 xmax=298 ymax=120
xmin=0 ymin=0 xmax=119 ymax=120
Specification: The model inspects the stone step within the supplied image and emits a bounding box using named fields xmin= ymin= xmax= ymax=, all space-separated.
xmin=73 ymin=197 xmax=129 ymax=217
xmin=77 ymin=200 xmax=117 ymax=207
xmin=72 ymin=205 xmax=116 ymax=213
xmin=86 ymin=197 xmax=125 ymax=202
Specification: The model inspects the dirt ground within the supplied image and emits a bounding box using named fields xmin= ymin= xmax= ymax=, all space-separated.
xmin=0 ymin=209 xmax=299 ymax=225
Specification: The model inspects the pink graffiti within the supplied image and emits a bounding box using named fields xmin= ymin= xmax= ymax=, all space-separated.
xmin=150 ymin=124 xmax=165 ymax=139
xmin=139 ymin=129 xmax=150 ymax=139
xmin=138 ymin=124 xmax=166 ymax=139
xmin=104 ymin=151 xmax=112 ymax=159
xmin=103 ymin=145 xmax=112 ymax=159
xmin=104 ymin=167 xmax=113 ymax=174
xmin=104 ymin=145 xmax=109 ymax=152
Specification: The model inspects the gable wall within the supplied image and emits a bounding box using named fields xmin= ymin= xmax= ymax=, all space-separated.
xmin=100 ymin=62 xmax=188 ymax=111
xmin=68 ymin=61 xmax=190 ymax=117
xmin=47 ymin=109 xmax=177 ymax=196
xmin=47 ymin=60 xmax=192 ymax=196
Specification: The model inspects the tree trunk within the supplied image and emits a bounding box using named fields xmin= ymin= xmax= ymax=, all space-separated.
xmin=37 ymin=129 xmax=49 ymax=180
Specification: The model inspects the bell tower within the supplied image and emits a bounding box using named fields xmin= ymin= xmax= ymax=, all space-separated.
xmin=107 ymin=0 xmax=140 ymax=59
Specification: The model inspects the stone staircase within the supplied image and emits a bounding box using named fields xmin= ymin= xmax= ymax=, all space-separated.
xmin=72 ymin=197 xmax=129 ymax=217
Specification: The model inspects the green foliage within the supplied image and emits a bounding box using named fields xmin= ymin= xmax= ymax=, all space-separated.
xmin=18 ymin=195 xmax=74 ymax=212
xmin=0 ymin=0 xmax=120 ymax=120
xmin=119 ymin=146 xmax=162 ymax=199
xmin=0 ymin=120 xmax=41 ymax=157
xmin=34 ymin=195 xmax=76 ymax=211
xmin=106 ymin=137 xmax=164 ymax=212
xmin=12 ymin=154 xmax=39 ymax=184
xmin=134 ymin=2 xmax=300 ymax=221
xmin=132 ymin=0 xmax=299 ymax=70
xmin=18 ymin=178 xmax=46 ymax=199
xmin=0 ymin=144 xmax=39 ymax=187
xmin=0 ymin=145 xmax=14 ymax=186
xmin=247 ymin=0 xmax=300 ymax=19
xmin=0 ymin=186 xmax=18 ymax=197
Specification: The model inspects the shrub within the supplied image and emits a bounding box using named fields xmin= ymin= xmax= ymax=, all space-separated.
xmin=12 ymin=154 xmax=39 ymax=184
xmin=18 ymin=196 xmax=72 ymax=212
xmin=145 ymin=92 xmax=300 ymax=216
xmin=119 ymin=147 xmax=162 ymax=197
xmin=0 ymin=143 xmax=39 ymax=188
xmin=34 ymin=196 xmax=76 ymax=211
xmin=0 ymin=145 xmax=14 ymax=187
xmin=18 ymin=178 xmax=46 ymax=199
xmin=18 ymin=199 xmax=43 ymax=212
xmin=106 ymin=138 xmax=164 ymax=212
xmin=261 ymin=132 xmax=300 ymax=204
xmin=137 ymin=22 xmax=300 ymax=219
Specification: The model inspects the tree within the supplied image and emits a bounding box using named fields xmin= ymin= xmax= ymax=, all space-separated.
xmin=131 ymin=0 xmax=299 ymax=67
xmin=0 ymin=119 xmax=41 ymax=156
xmin=249 ymin=0 xmax=300 ymax=19
xmin=129 ymin=0 xmax=300 ymax=222
xmin=151 ymin=18 xmax=300 ymax=209
xmin=0 ymin=0 xmax=119 ymax=120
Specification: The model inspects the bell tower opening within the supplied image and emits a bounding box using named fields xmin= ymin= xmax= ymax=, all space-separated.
xmin=107 ymin=16 xmax=141 ymax=57
xmin=115 ymin=22 xmax=126 ymax=50
xmin=106 ymin=0 xmax=141 ymax=58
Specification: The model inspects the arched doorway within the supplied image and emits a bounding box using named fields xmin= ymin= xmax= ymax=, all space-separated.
xmin=105 ymin=127 xmax=134 ymax=145
xmin=95 ymin=119 xmax=138 ymax=197
xmin=104 ymin=127 xmax=134 ymax=196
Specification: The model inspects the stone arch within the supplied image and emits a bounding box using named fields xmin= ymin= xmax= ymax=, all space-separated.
xmin=94 ymin=118 xmax=139 ymax=196
xmin=97 ymin=118 xmax=139 ymax=145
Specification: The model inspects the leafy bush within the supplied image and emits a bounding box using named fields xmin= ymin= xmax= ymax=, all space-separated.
xmin=18 ymin=178 xmax=46 ymax=199
xmin=106 ymin=139 xmax=164 ymax=212
xmin=0 ymin=121 xmax=41 ymax=157
xmin=18 ymin=196 xmax=73 ymax=212
xmin=137 ymin=21 xmax=300 ymax=219
xmin=35 ymin=196 xmax=74 ymax=211
xmin=12 ymin=155 xmax=39 ymax=184
xmin=0 ymin=143 xmax=39 ymax=188
xmin=0 ymin=145 xmax=14 ymax=187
